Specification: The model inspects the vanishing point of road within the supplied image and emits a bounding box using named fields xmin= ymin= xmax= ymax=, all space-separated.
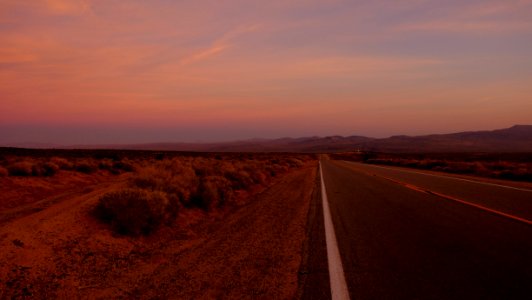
xmin=301 ymin=160 xmax=532 ymax=300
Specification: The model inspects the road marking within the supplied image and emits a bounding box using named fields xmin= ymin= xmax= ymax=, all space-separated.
xmin=320 ymin=161 xmax=351 ymax=300
xmin=377 ymin=174 xmax=532 ymax=226
xmin=345 ymin=161 xmax=532 ymax=193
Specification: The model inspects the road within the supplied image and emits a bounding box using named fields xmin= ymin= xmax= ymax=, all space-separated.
xmin=302 ymin=160 xmax=532 ymax=299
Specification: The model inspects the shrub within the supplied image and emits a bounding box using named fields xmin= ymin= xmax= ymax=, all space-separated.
xmin=233 ymin=170 xmax=253 ymax=189
xmin=193 ymin=176 xmax=233 ymax=210
xmin=98 ymin=159 xmax=114 ymax=171
xmin=250 ymin=170 xmax=267 ymax=185
xmin=131 ymin=163 xmax=199 ymax=206
xmin=75 ymin=161 xmax=97 ymax=174
xmin=40 ymin=162 xmax=59 ymax=176
xmin=95 ymin=188 xmax=178 ymax=235
xmin=50 ymin=157 xmax=73 ymax=170
xmin=287 ymin=158 xmax=303 ymax=168
xmin=7 ymin=162 xmax=34 ymax=176
xmin=113 ymin=159 xmax=136 ymax=172
xmin=0 ymin=166 xmax=8 ymax=177
xmin=132 ymin=167 xmax=165 ymax=190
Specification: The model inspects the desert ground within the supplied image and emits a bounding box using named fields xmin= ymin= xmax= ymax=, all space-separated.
xmin=0 ymin=149 xmax=316 ymax=298
xmin=1 ymin=148 xmax=531 ymax=299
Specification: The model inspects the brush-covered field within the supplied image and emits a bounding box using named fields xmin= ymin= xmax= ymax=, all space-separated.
xmin=0 ymin=148 xmax=317 ymax=298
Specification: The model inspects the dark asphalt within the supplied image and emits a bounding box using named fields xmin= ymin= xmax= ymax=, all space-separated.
xmin=343 ymin=161 xmax=532 ymax=221
xmin=304 ymin=160 xmax=532 ymax=299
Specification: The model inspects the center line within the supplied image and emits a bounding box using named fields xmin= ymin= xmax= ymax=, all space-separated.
xmin=320 ymin=161 xmax=350 ymax=300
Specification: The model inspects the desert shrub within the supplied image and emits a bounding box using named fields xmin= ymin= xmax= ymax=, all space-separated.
xmin=233 ymin=170 xmax=253 ymax=189
xmin=75 ymin=160 xmax=97 ymax=174
xmin=287 ymin=158 xmax=303 ymax=168
xmin=32 ymin=162 xmax=59 ymax=176
xmin=131 ymin=167 xmax=170 ymax=191
xmin=113 ymin=159 xmax=136 ymax=172
xmin=131 ymin=163 xmax=199 ymax=206
xmin=0 ymin=166 xmax=8 ymax=177
xmin=193 ymin=176 xmax=233 ymax=210
xmin=250 ymin=170 xmax=267 ymax=185
xmin=98 ymin=159 xmax=114 ymax=171
xmin=7 ymin=161 xmax=34 ymax=176
xmin=95 ymin=188 xmax=178 ymax=235
xmin=50 ymin=157 xmax=73 ymax=170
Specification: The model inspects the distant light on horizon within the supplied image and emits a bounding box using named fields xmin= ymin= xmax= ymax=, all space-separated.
xmin=1 ymin=0 xmax=531 ymax=144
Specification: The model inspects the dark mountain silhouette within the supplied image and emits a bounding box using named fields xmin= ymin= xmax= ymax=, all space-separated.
xmin=3 ymin=125 xmax=532 ymax=153
xmin=365 ymin=125 xmax=532 ymax=153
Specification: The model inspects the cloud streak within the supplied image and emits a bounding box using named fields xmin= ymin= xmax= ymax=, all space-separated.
xmin=180 ymin=25 xmax=259 ymax=65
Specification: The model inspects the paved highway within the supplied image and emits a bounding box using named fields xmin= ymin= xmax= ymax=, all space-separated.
xmin=302 ymin=160 xmax=532 ymax=299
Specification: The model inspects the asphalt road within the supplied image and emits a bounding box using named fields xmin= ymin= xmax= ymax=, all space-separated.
xmin=303 ymin=160 xmax=532 ymax=299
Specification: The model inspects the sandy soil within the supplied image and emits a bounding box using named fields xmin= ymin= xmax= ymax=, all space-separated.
xmin=0 ymin=171 xmax=123 ymax=225
xmin=0 ymin=163 xmax=317 ymax=299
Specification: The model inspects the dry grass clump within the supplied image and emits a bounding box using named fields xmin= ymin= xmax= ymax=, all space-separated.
xmin=6 ymin=160 xmax=59 ymax=176
xmin=95 ymin=188 xmax=178 ymax=235
xmin=112 ymin=159 xmax=136 ymax=172
xmin=7 ymin=161 xmax=34 ymax=176
xmin=50 ymin=157 xmax=73 ymax=170
xmin=193 ymin=176 xmax=233 ymax=210
xmin=0 ymin=166 xmax=8 ymax=177
xmin=74 ymin=160 xmax=98 ymax=174
xmin=32 ymin=162 xmax=60 ymax=176
xmin=97 ymin=158 xmax=137 ymax=174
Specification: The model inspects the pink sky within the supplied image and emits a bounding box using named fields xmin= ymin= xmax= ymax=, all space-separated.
xmin=1 ymin=0 xmax=532 ymax=144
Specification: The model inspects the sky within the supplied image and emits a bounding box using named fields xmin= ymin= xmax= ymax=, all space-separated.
xmin=1 ymin=0 xmax=532 ymax=144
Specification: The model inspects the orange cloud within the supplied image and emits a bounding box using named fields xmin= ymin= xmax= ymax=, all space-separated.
xmin=180 ymin=25 xmax=259 ymax=65
xmin=45 ymin=0 xmax=91 ymax=15
xmin=180 ymin=44 xmax=230 ymax=65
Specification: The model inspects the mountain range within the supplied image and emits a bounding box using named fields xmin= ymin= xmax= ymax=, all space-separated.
xmin=3 ymin=125 xmax=532 ymax=153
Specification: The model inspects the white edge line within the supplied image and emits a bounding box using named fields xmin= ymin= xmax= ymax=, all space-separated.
xmin=344 ymin=161 xmax=532 ymax=193
xmin=320 ymin=161 xmax=351 ymax=300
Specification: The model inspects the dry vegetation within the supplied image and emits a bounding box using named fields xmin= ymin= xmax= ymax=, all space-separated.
xmin=96 ymin=155 xmax=308 ymax=235
xmin=332 ymin=151 xmax=532 ymax=182
xmin=0 ymin=148 xmax=313 ymax=235
xmin=0 ymin=148 xmax=316 ymax=298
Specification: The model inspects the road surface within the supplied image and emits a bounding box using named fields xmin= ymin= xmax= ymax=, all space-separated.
xmin=302 ymin=160 xmax=532 ymax=299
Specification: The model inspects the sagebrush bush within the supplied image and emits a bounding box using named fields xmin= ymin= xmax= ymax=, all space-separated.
xmin=131 ymin=164 xmax=199 ymax=206
xmin=98 ymin=159 xmax=114 ymax=171
xmin=113 ymin=159 xmax=136 ymax=172
xmin=50 ymin=157 xmax=73 ymax=170
xmin=75 ymin=160 xmax=97 ymax=174
xmin=95 ymin=188 xmax=178 ymax=235
xmin=7 ymin=161 xmax=34 ymax=176
xmin=193 ymin=176 xmax=233 ymax=210
xmin=0 ymin=166 xmax=8 ymax=177
xmin=31 ymin=162 xmax=59 ymax=176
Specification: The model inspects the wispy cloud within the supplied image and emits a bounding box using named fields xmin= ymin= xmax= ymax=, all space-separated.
xmin=180 ymin=44 xmax=230 ymax=65
xmin=45 ymin=0 xmax=91 ymax=15
xmin=180 ymin=25 xmax=259 ymax=65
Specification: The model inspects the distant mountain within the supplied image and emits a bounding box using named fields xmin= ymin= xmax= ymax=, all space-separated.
xmin=3 ymin=125 xmax=532 ymax=153
xmin=366 ymin=125 xmax=532 ymax=153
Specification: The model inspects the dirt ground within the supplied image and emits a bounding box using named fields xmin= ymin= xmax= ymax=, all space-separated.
xmin=0 ymin=163 xmax=317 ymax=299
